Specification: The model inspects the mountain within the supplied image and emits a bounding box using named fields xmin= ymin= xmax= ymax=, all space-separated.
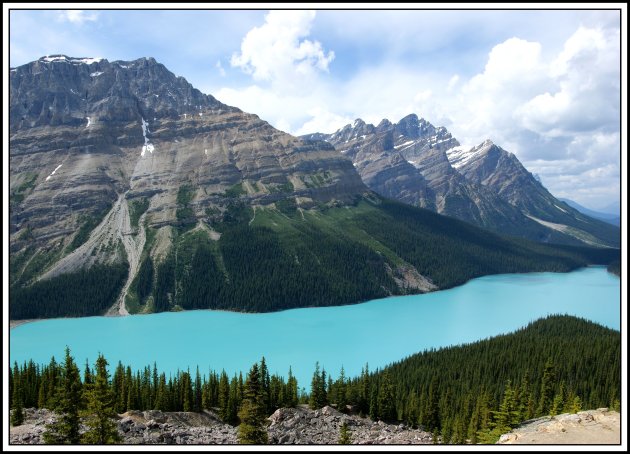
xmin=558 ymin=198 xmax=620 ymax=227
xmin=302 ymin=116 xmax=620 ymax=248
xmin=597 ymin=200 xmax=621 ymax=217
xmin=9 ymin=56 xmax=618 ymax=320
xmin=450 ymin=140 xmax=620 ymax=247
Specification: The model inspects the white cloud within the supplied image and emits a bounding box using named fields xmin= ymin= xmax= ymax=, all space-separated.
xmin=59 ymin=10 xmax=98 ymax=24
xmin=230 ymin=11 xmax=334 ymax=91
xmin=217 ymin=21 xmax=619 ymax=208
xmin=215 ymin=60 xmax=226 ymax=77
xmin=516 ymin=26 xmax=620 ymax=138
xmin=295 ymin=108 xmax=354 ymax=137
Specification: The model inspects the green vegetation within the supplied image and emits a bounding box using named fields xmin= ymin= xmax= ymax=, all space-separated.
xmin=8 ymin=316 xmax=620 ymax=444
xmin=237 ymin=363 xmax=269 ymax=444
xmin=266 ymin=180 xmax=295 ymax=194
xmin=360 ymin=315 xmax=621 ymax=443
xmin=11 ymin=245 xmax=65 ymax=288
xmin=128 ymin=198 xmax=149 ymax=229
xmin=43 ymin=348 xmax=82 ymax=444
xmin=339 ymin=421 xmax=351 ymax=444
xmin=10 ymin=262 xmax=128 ymax=319
xmin=225 ymin=182 xmax=246 ymax=198
xmin=176 ymin=184 xmax=196 ymax=229
xmin=10 ymin=173 xmax=38 ymax=206
xmin=81 ymin=354 xmax=120 ymax=444
xmin=67 ymin=203 xmax=113 ymax=253
xmin=149 ymin=196 xmax=619 ymax=314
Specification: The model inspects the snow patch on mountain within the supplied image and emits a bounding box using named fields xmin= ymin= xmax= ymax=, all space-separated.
xmin=140 ymin=118 xmax=155 ymax=157
xmin=45 ymin=164 xmax=63 ymax=181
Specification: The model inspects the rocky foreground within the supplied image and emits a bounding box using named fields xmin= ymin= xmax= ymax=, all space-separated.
xmin=497 ymin=408 xmax=620 ymax=445
xmin=10 ymin=406 xmax=620 ymax=445
xmin=9 ymin=405 xmax=433 ymax=445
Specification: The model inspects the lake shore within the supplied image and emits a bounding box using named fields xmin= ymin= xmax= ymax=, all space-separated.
xmin=10 ymin=319 xmax=40 ymax=329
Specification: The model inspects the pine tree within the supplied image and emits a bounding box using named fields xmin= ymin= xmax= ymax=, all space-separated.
xmin=218 ymin=370 xmax=230 ymax=421
xmin=154 ymin=374 xmax=167 ymax=411
xmin=44 ymin=347 xmax=82 ymax=444
xmin=359 ymin=363 xmax=370 ymax=417
xmin=369 ymin=386 xmax=378 ymax=421
xmin=227 ymin=376 xmax=239 ymax=425
xmin=537 ymin=359 xmax=556 ymax=417
xmin=81 ymin=354 xmax=120 ymax=444
xmin=11 ymin=396 xmax=24 ymax=426
xmin=338 ymin=421 xmax=352 ymax=444
xmin=569 ymin=396 xmax=582 ymax=413
xmin=237 ymin=363 xmax=268 ymax=444
xmin=194 ymin=367 xmax=203 ymax=413
xmin=259 ymin=357 xmax=271 ymax=414
xmin=424 ymin=375 xmax=439 ymax=432
xmin=550 ymin=381 xmax=565 ymax=416
xmin=285 ymin=367 xmax=298 ymax=408
xmin=335 ymin=366 xmax=347 ymax=413
xmin=309 ymin=362 xmax=323 ymax=410
xmin=378 ymin=371 xmax=396 ymax=422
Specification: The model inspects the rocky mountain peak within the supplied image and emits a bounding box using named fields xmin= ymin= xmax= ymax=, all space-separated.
xmin=376 ymin=119 xmax=392 ymax=131
xmin=10 ymin=55 xmax=230 ymax=132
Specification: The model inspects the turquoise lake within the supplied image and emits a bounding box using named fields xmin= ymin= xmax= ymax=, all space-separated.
xmin=10 ymin=266 xmax=620 ymax=388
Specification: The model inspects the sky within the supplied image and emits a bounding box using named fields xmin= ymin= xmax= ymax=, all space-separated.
xmin=7 ymin=5 xmax=624 ymax=211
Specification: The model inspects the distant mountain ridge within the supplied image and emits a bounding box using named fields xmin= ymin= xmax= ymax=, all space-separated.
xmin=302 ymin=116 xmax=620 ymax=248
xmin=559 ymin=198 xmax=620 ymax=227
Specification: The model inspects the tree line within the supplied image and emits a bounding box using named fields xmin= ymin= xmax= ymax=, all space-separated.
xmin=9 ymin=315 xmax=620 ymax=444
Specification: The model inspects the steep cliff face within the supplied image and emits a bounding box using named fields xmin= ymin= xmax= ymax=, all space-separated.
xmin=9 ymin=55 xmax=366 ymax=288
xmin=303 ymin=116 xmax=619 ymax=248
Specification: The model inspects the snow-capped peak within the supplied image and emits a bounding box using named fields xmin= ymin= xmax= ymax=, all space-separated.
xmin=445 ymin=144 xmax=477 ymax=169
xmin=40 ymin=55 xmax=104 ymax=65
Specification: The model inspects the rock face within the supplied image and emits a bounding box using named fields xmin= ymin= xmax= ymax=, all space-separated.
xmin=449 ymin=140 xmax=620 ymax=248
xmin=9 ymin=406 xmax=433 ymax=445
xmin=497 ymin=408 xmax=620 ymax=445
xmin=9 ymin=55 xmax=366 ymax=291
xmin=267 ymin=405 xmax=432 ymax=444
xmin=303 ymin=116 xmax=620 ymax=248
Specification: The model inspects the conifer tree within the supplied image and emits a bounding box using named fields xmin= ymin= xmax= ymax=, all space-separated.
xmin=194 ymin=367 xmax=202 ymax=413
xmin=227 ymin=376 xmax=239 ymax=425
xmin=259 ymin=357 xmax=271 ymax=414
xmin=82 ymin=354 xmax=120 ymax=444
xmin=338 ymin=421 xmax=352 ymax=444
xmin=334 ymin=366 xmax=348 ymax=413
xmin=424 ymin=375 xmax=440 ymax=432
xmin=154 ymin=374 xmax=167 ymax=411
xmin=218 ymin=370 xmax=230 ymax=420
xmin=285 ymin=367 xmax=298 ymax=408
xmin=378 ymin=371 xmax=396 ymax=422
xmin=237 ymin=363 xmax=268 ymax=444
xmin=309 ymin=362 xmax=325 ymax=409
xmin=44 ymin=347 xmax=82 ymax=444
xmin=537 ymin=359 xmax=556 ymax=417
xmin=550 ymin=381 xmax=565 ymax=417
xmin=570 ymin=395 xmax=582 ymax=414
xmin=11 ymin=378 xmax=25 ymax=427
xmin=369 ymin=386 xmax=378 ymax=421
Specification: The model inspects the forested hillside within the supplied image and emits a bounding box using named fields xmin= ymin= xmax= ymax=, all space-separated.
xmin=10 ymin=197 xmax=620 ymax=320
